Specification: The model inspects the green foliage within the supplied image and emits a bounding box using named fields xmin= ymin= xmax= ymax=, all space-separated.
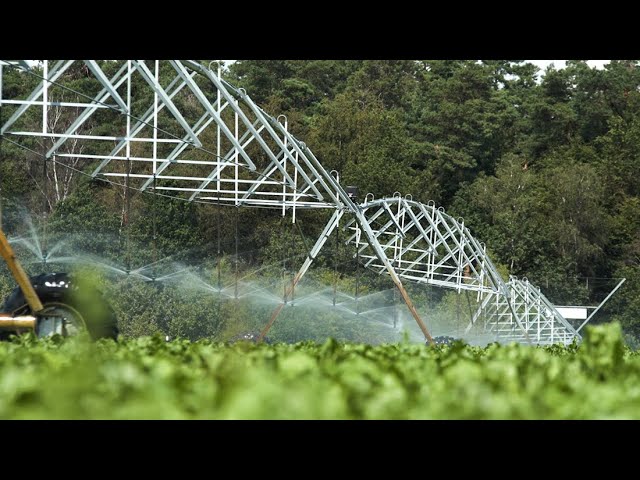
xmin=47 ymin=180 xmax=122 ymax=260
xmin=229 ymin=60 xmax=362 ymax=113
xmin=608 ymin=266 xmax=640 ymax=338
xmin=0 ymin=323 xmax=638 ymax=419
xmin=103 ymin=278 xmax=226 ymax=341
xmin=130 ymin=193 xmax=206 ymax=260
xmin=308 ymin=90 xmax=417 ymax=198
xmin=451 ymin=154 xmax=610 ymax=303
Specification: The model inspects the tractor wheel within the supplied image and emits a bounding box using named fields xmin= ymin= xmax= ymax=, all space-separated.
xmin=3 ymin=272 xmax=118 ymax=340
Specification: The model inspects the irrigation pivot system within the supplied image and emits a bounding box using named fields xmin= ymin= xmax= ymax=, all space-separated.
xmin=0 ymin=60 xmax=621 ymax=345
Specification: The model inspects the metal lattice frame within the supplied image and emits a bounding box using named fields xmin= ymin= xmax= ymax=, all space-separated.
xmin=466 ymin=277 xmax=579 ymax=345
xmin=345 ymin=195 xmax=500 ymax=294
xmin=0 ymin=60 xmax=341 ymax=210
xmin=341 ymin=195 xmax=579 ymax=345
xmin=0 ymin=60 xmax=582 ymax=345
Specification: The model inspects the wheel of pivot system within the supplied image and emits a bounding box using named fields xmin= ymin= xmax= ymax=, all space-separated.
xmin=2 ymin=272 xmax=118 ymax=340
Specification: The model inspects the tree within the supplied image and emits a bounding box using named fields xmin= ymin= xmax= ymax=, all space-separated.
xmin=451 ymin=153 xmax=610 ymax=303
xmin=308 ymin=90 xmax=417 ymax=199
xmin=407 ymin=60 xmax=522 ymax=203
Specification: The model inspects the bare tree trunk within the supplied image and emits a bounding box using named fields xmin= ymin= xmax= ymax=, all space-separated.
xmin=25 ymin=95 xmax=90 ymax=213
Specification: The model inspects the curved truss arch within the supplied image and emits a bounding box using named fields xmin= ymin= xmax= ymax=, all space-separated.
xmin=342 ymin=196 xmax=579 ymax=345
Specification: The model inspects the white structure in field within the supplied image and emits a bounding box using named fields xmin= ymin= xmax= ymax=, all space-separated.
xmin=0 ymin=60 xmax=625 ymax=345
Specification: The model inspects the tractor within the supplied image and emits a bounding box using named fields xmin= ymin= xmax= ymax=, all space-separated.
xmin=0 ymin=229 xmax=118 ymax=340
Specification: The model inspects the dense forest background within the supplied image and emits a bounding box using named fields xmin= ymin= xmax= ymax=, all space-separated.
xmin=0 ymin=60 xmax=638 ymax=344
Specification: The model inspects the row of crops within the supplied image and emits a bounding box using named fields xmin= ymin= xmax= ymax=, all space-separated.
xmin=0 ymin=323 xmax=637 ymax=419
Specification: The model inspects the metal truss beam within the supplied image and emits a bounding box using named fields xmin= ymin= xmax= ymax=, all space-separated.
xmin=0 ymin=59 xmax=617 ymax=346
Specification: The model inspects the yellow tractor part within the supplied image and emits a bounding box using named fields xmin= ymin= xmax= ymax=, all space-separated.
xmin=0 ymin=228 xmax=41 ymax=331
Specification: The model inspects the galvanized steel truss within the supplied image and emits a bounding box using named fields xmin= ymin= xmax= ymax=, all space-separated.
xmin=0 ymin=60 xmax=582 ymax=345
xmin=342 ymin=196 xmax=579 ymax=345
xmin=0 ymin=60 xmax=340 ymax=211
xmin=466 ymin=277 xmax=578 ymax=345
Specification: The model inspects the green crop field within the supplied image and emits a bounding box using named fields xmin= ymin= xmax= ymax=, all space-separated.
xmin=0 ymin=323 xmax=638 ymax=419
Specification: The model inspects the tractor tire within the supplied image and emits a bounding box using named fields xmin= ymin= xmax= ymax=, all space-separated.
xmin=3 ymin=272 xmax=118 ymax=341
